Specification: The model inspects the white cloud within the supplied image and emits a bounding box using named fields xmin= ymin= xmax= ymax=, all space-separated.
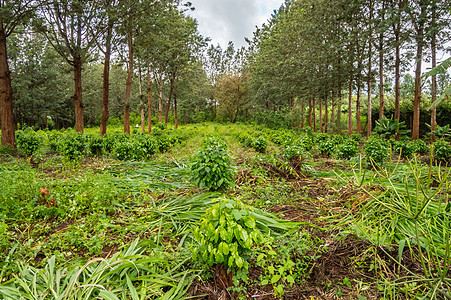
xmin=188 ymin=0 xmax=284 ymax=49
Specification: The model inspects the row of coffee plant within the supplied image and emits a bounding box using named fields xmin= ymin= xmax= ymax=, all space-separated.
xmin=13 ymin=128 xmax=192 ymax=160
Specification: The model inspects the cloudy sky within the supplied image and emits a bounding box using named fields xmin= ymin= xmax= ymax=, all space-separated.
xmin=188 ymin=0 xmax=285 ymax=49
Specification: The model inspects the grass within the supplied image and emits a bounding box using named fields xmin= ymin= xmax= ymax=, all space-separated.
xmin=1 ymin=122 xmax=450 ymax=299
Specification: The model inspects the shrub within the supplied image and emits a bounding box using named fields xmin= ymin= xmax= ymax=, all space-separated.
xmin=373 ymin=115 xmax=410 ymax=139
xmin=318 ymin=135 xmax=343 ymax=157
xmin=192 ymin=197 xmax=263 ymax=272
xmin=15 ymin=129 xmax=41 ymax=156
xmin=57 ymin=133 xmax=86 ymax=159
xmin=335 ymin=139 xmax=359 ymax=159
xmin=433 ymin=140 xmax=451 ymax=163
xmin=364 ymin=136 xmax=389 ymax=165
xmin=155 ymin=134 xmax=171 ymax=153
xmin=86 ymin=135 xmax=104 ymax=156
xmin=410 ymin=139 xmax=429 ymax=155
xmin=113 ymin=140 xmax=144 ymax=161
xmin=191 ymin=137 xmax=234 ymax=191
xmin=391 ymin=139 xmax=414 ymax=159
xmin=350 ymin=133 xmax=362 ymax=143
xmin=103 ymin=132 xmax=128 ymax=153
xmin=252 ymin=136 xmax=268 ymax=153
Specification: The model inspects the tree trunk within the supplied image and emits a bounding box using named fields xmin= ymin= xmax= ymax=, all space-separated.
xmin=174 ymin=93 xmax=178 ymax=129
xmin=331 ymin=91 xmax=336 ymax=129
xmin=157 ymin=74 xmax=163 ymax=123
xmin=394 ymin=31 xmax=401 ymax=121
xmin=348 ymin=78 xmax=353 ymax=136
xmin=147 ymin=62 xmax=152 ymax=133
xmin=368 ymin=50 xmax=373 ymax=138
xmin=412 ymin=24 xmax=424 ymax=140
xmin=313 ymin=98 xmax=317 ymax=132
xmin=301 ymin=100 xmax=305 ymax=128
xmin=0 ymin=26 xmax=15 ymax=147
xmin=124 ymin=33 xmax=133 ymax=135
xmin=319 ymin=97 xmax=323 ymax=133
xmin=356 ymin=69 xmax=362 ymax=134
xmin=324 ymin=93 xmax=328 ymax=133
xmin=73 ymin=57 xmax=84 ymax=133
xmin=138 ymin=63 xmax=145 ymax=133
xmin=378 ymin=33 xmax=384 ymax=120
xmin=100 ymin=20 xmax=112 ymax=137
xmin=430 ymin=7 xmax=437 ymax=142
xmin=308 ymin=98 xmax=313 ymax=127
xmin=337 ymin=89 xmax=342 ymax=134
xmin=164 ymin=72 xmax=175 ymax=124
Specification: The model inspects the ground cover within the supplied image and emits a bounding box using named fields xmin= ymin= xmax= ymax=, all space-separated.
xmin=1 ymin=123 xmax=450 ymax=299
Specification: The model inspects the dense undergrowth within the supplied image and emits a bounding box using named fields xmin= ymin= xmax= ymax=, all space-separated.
xmin=1 ymin=123 xmax=450 ymax=299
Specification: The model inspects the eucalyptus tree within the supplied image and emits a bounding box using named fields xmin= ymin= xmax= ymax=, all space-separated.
xmin=0 ymin=0 xmax=39 ymax=146
xmin=37 ymin=0 xmax=107 ymax=133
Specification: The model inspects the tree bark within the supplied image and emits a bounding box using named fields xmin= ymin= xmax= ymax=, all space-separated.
xmin=174 ymin=93 xmax=178 ymax=129
xmin=430 ymin=6 xmax=437 ymax=142
xmin=138 ymin=62 xmax=145 ymax=133
xmin=394 ymin=12 xmax=401 ymax=121
xmin=348 ymin=78 xmax=353 ymax=136
xmin=0 ymin=26 xmax=15 ymax=147
xmin=308 ymin=98 xmax=312 ymax=128
xmin=412 ymin=5 xmax=425 ymax=140
xmin=147 ymin=62 xmax=152 ymax=133
xmin=313 ymin=98 xmax=316 ymax=132
xmin=368 ymin=48 xmax=373 ymax=138
xmin=164 ymin=72 xmax=175 ymax=124
xmin=378 ymin=33 xmax=384 ymax=120
xmin=324 ymin=93 xmax=328 ymax=133
xmin=319 ymin=97 xmax=323 ymax=133
xmin=337 ymin=89 xmax=342 ymax=134
xmin=331 ymin=91 xmax=336 ymax=129
xmin=301 ymin=100 xmax=305 ymax=128
xmin=73 ymin=57 xmax=84 ymax=133
xmin=100 ymin=21 xmax=112 ymax=137
xmin=356 ymin=69 xmax=362 ymax=134
xmin=124 ymin=33 xmax=133 ymax=135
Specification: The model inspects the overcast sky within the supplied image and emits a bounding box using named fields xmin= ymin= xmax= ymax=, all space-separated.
xmin=188 ymin=0 xmax=285 ymax=49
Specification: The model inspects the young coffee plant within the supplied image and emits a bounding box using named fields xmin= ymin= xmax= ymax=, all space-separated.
xmin=433 ymin=140 xmax=451 ymax=163
xmin=335 ymin=139 xmax=359 ymax=160
xmin=364 ymin=136 xmax=389 ymax=166
xmin=57 ymin=132 xmax=87 ymax=159
xmin=252 ymin=136 xmax=268 ymax=153
xmin=15 ymin=129 xmax=41 ymax=156
xmin=191 ymin=136 xmax=234 ymax=191
xmin=391 ymin=139 xmax=414 ymax=159
xmin=192 ymin=197 xmax=264 ymax=274
xmin=410 ymin=139 xmax=429 ymax=155
xmin=318 ymin=135 xmax=344 ymax=157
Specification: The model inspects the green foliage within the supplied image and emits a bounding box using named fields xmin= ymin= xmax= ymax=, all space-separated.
xmin=427 ymin=124 xmax=451 ymax=140
xmin=252 ymin=136 xmax=268 ymax=153
xmin=57 ymin=132 xmax=86 ymax=159
xmin=191 ymin=137 xmax=234 ymax=191
xmin=113 ymin=140 xmax=144 ymax=161
xmin=15 ymin=129 xmax=41 ymax=156
xmin=373 ymin=115 xmax=410 ymax=139
xmin=192 ymin=197 xmax=264 ymax=273
xmin=335 ymin=139 xmax=359 ymax=160
xmin=410 ymin=139 xmax=429 ymax=154
xmin=433 ymin=140 xmax=451 ymax=163
xmin=364 ymin=136 xmax=389 ymax=165
xmin=86 ymin=134 xmax=104 ymax=156
xmin=391 ymin=139 xmax=414 ymax=159
xmin=317 ymin=135 xmax=344 ymax=157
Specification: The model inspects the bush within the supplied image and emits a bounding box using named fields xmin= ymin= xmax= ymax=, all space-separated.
xmin=191 ymin=137 xmax=234 ymax=191
xmin=317 ymin=135 xmax=343 ymax=157
xmin=410 ymin=139 xmax=429 ymax=155
xmin=192 ymin=197 xmax=263 ymax=272
xmin=364 ymin=136 xmax=389 ymax=165
xmin=391 ymin=139 xmax=414 ymax=159
xmin=113 ymin=140 xmax=144 ymax=161
xmin=335 ymin=139 xmax=359 ymax=160
xmin=135 ymin=134 xmax=157 ymax=158
xmin=15 ymin=129 xmax=41 ymax=156
xmin=433 ymin=140 xmax=451 ymax=163
xmin=86 ymin=135 xmax=104 ymax=156
xmin=252 ymin=136 xmax=268 ymax=153
xmin=57 ymin=133 xmax=86 ymax=159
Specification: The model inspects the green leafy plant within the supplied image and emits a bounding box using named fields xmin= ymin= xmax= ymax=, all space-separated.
xmin=191 ymin=137 xmax=234 ymax=191
xmin=318 ymin=135 xmax=344 ymax=157
xmin=364 ymin=136 xmax=389 ymax=165
xmin=373 ymin=115 xmax=410 ymax=139
xmin=57 ymin=132 xmax=86 ymax=159
xmin=427 ymin=123 xmax=451 ymax=140
xmin=15 ymin=129 xmax=41 ymax=156
xmin=391 ymin=139 xmax=414 ymax=159
xmin=192 ymin=197 xmax=264 ymax=274
xmin=433 ymin=140 xmax=451 ymax=163
xmin=113 ymin=140 xmax=145 ymax=161
xmin=252 ymin=136 xmax=268 ymax=153
xmin=410 ymin=139 xmax=429 ymax=155
xmin=335 ymin=139 xmax=359 ymax=160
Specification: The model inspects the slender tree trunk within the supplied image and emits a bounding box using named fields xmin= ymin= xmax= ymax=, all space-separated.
xmin=147 ymin=62 xmax=152 ymax=133
xmin=412 ymin=27 xmax=424 ymax=140
xmin=100 ymin=21 xmax=112 ymax=137
xmin=378 ymin=34 xmax=384 ymax=120
xmin=394 ymin=32 xmax=401 ymax=121
xmin=319 ymin=97 xmax=323 ymax=133
xmin=0 ymin=26 xmax=15 ymax=146
xmin=430 ymin=7 xmax=437 ymax=142
xmin=331 ymin=91 xmax=336 ymax=129
xmin=138 ymin=63 xmax=145 ymax=133
xmin=308 ymin=98 xmax=313 ymax=127
xmin=368 ymin=49 xmax=373 ymax=138
xmin=324 ymin=93 xmax=328 ymax=133
xmin=124 ymin=33 xmax=133 ymax=135
xmin=156 ymin=73 xmax=163 ymax=123
xmin=174 ymin=94 xmax=178 ymax=129
xmin=313 ymin=98 xmax=317 ymax=132
xmin=337 ymin=89 xmax=342 ymax=134
xmin=164 ymin=72 xmax=175 ymax=124
xmin=73 ymin=57 xmax=84 ymax=133
xmin=356 ymin=69 xmax=362 ymax=134
xmin=301 ymin=100 xmax=305 ymax=128
xmin=348 ymin=78 xmax=353 ymax=136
